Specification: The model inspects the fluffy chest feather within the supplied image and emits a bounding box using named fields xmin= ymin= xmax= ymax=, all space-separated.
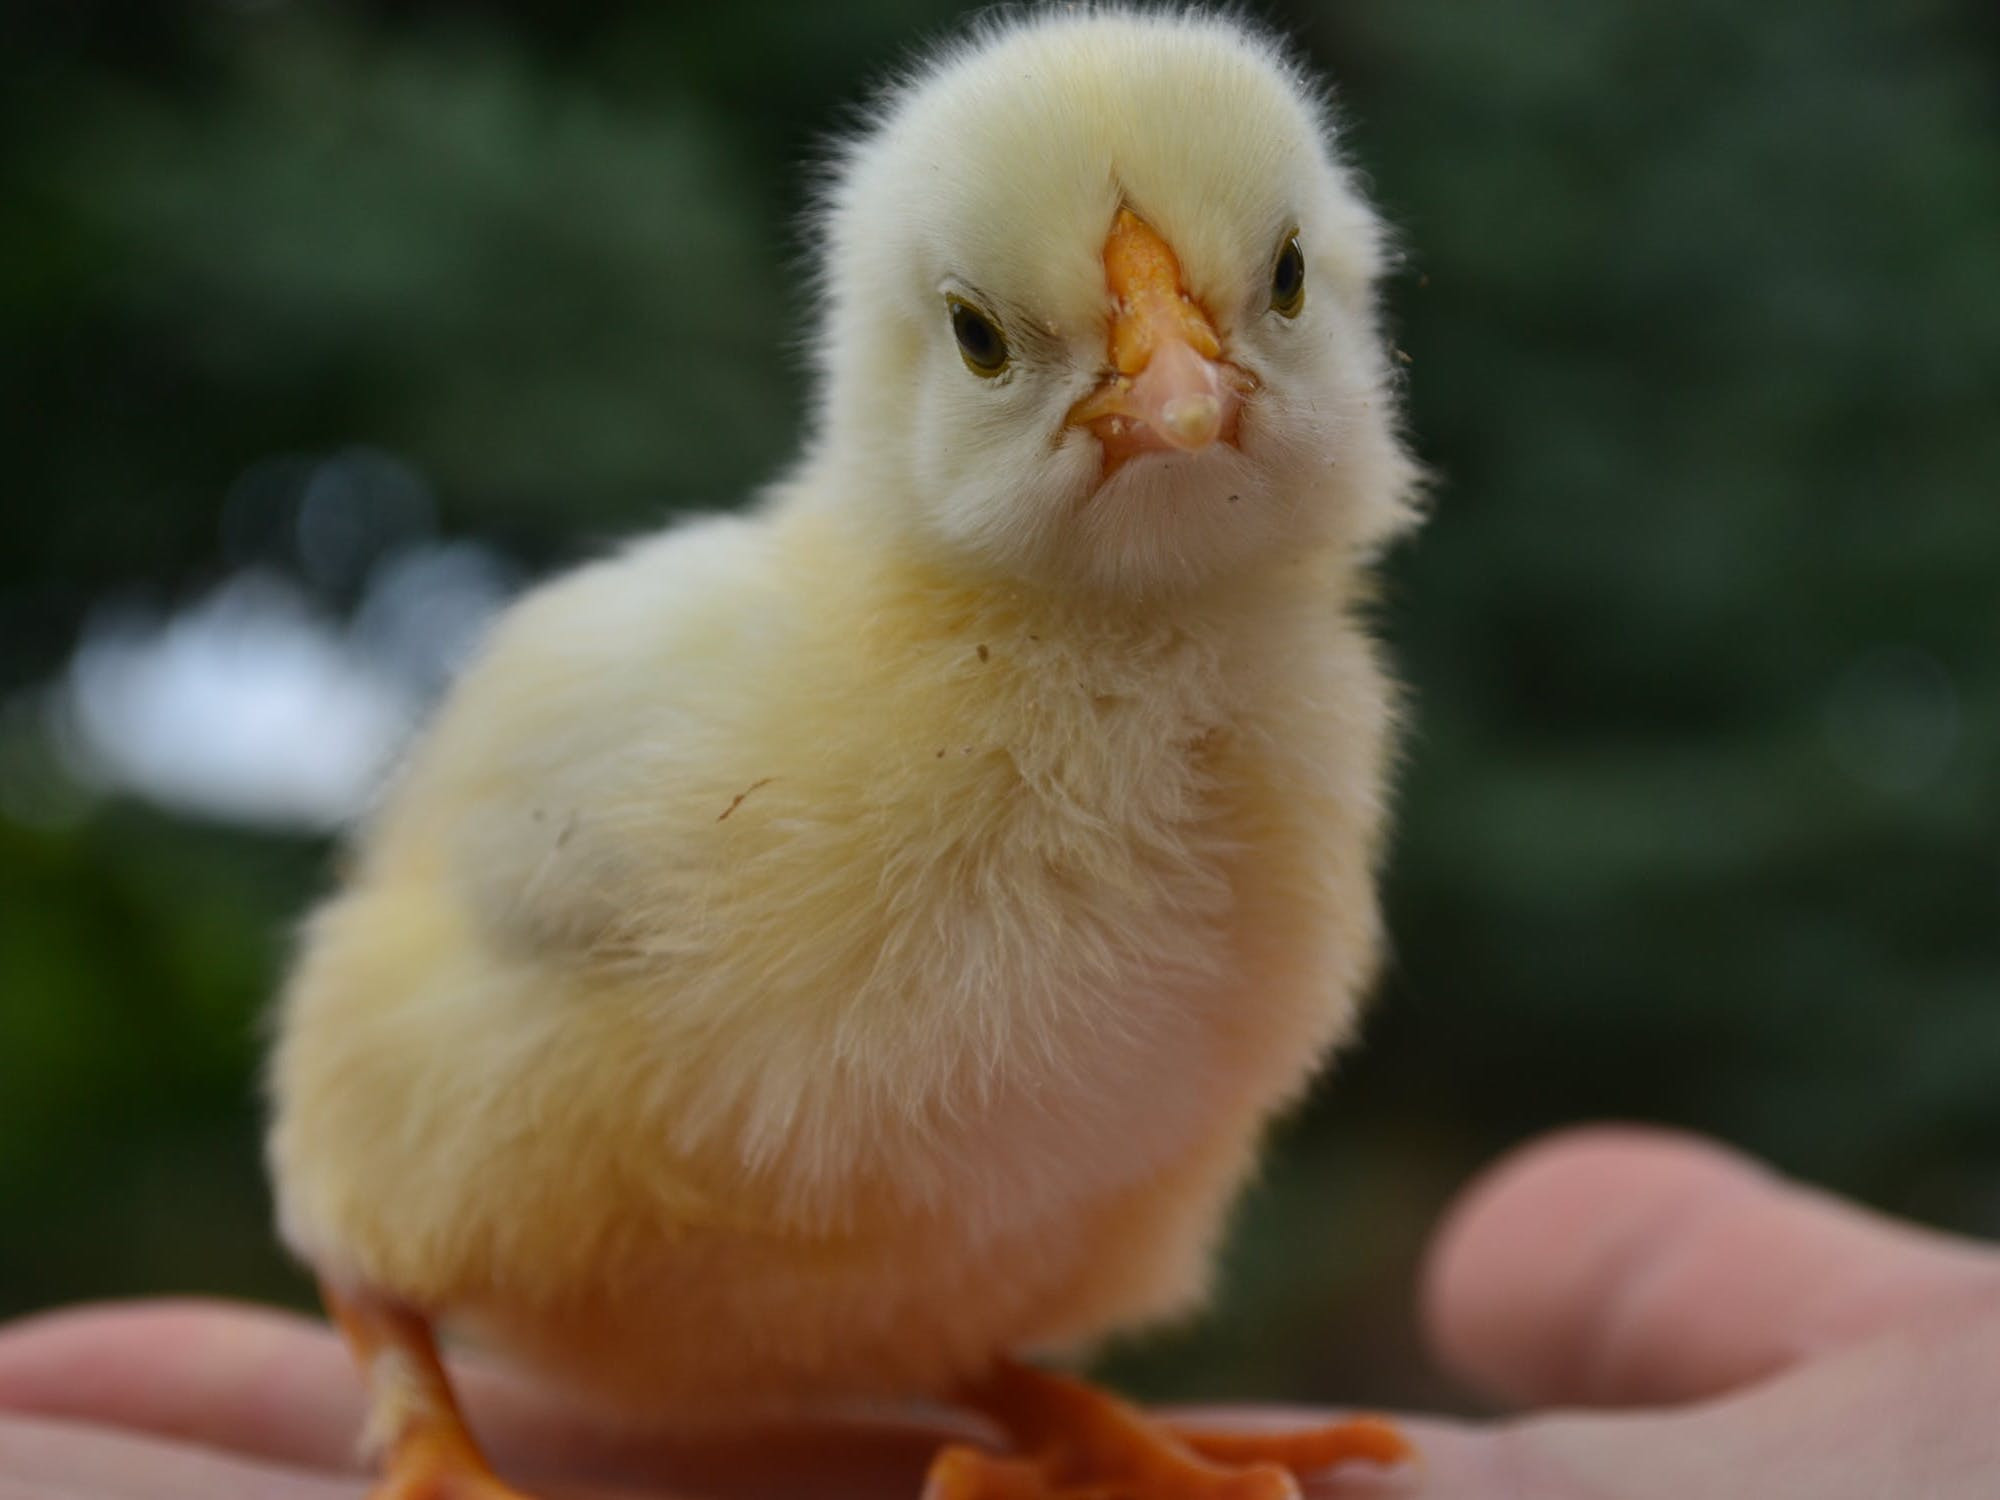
xmin=503 ymin=558 xmax=1382 ymax=1248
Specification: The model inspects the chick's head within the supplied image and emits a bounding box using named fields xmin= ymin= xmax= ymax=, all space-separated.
xmin=809 ymin=9 xmax=1419 ymax=597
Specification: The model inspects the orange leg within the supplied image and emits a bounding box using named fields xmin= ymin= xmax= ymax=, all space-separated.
xmin=323 ymin=1282 xmax=538 ymax=1500
xmin=924 ymin=1360 xmax=1413 ymax=1500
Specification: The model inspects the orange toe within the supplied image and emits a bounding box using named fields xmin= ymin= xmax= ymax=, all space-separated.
xmin=937 ymin=1360 xmax=1411 ymax=1500
xmin=1168 ymin=1414 xmax=1416 ymax=1473
xmin=922 ymin=1441 xmax=1294 ymax=1500
xmin=369 ymin=1451 xmax=541 ymax=1500
xmin=923 ymin=1444 xmax=1071 ymax=1500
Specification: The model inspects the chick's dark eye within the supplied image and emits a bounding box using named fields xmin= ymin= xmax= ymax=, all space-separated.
xmin=949 ymin=298 xmax=1009 ymax=377
xmin=1270 ymin=234 xmax=1305 ymax=317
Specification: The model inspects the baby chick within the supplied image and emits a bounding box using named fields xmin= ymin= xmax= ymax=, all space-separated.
xmin=265 ymin=9 xmax=1422 ymax=1500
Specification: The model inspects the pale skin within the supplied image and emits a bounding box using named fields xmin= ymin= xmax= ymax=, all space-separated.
xmin=7 ymin=1127 xmax=2000 ymax=1497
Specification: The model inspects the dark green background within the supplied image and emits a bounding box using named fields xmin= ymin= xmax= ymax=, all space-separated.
xmin=4 ymin=0 xmax=1996 ymax=1413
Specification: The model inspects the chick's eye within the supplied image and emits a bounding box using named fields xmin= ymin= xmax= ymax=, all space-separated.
xmin=1270 ymin=233 xmax=1305 ymax=318
xmin=948 ymin=298 xmax=1010 ymax=377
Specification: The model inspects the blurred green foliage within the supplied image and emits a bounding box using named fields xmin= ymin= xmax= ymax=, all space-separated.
xmin=2 ymin=0 xmax=1996 ymax=1413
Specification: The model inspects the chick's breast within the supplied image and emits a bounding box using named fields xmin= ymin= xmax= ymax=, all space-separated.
xmin=266 ymin=504 xmax=1395 ymax=1419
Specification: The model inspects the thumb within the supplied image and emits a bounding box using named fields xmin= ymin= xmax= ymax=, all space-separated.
xmin=1421 ymin=1126 xmax=2000 ymax=1409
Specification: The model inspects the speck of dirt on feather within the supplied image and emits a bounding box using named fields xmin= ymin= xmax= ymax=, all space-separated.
xmin=1226 ymin=494 xmax=1239 ymax=504
xmin=976 ymin=643 xmax=990 ymax=663
xmin=936 ymin=748 xmax=947 ymax=758
xmin=718 ymin=777 xmax=776 ymax=822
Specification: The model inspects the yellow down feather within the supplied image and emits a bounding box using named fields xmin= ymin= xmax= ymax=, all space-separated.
xmin=266 ymin=6 xmax=1420 ymax=1427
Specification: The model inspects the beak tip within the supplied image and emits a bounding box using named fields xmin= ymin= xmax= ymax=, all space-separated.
xmin=1158 ymin=393 xmax=1224 ymax=450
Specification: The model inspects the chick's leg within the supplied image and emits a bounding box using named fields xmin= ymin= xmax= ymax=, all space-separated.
xmin=925 ymin=1360 xmax=1410 ymax=1500
xmin=324 ymin=1283 xmax=537 ymax=1500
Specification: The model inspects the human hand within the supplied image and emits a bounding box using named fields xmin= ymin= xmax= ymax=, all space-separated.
xmin=3 ymin=1127 xmax=1998 ymax=1498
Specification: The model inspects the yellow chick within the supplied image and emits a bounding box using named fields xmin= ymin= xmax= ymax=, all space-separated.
xmin=264 ymin=9 xmax=1422 ymax=1500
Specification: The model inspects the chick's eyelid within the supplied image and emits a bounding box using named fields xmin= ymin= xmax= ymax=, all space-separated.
xmin=939 ymin=274 xmax=1024 ymax=326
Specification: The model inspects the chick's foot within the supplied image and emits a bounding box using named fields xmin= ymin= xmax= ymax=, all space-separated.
xmin=367 ymin=1445 xmax=541 ymax=1500
xmin=324 ymin=1283 xmax=542 ymax=1500
xmin=923 ymin=1360 xmax=1411 ymax=1500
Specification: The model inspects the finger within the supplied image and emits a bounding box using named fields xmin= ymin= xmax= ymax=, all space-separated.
xmin=1421 ymin=1126 xmax=2000 ymax=1409
xmin=0 ymin=1411 xmax=359 ymax=1500
xmin=0 ymin=1409 xmax=665 ymax=1500
xmin=0 ymin=1301 xmax=368 ymax=1471
xmin=0 ymin=1300 xmax=976 ymax=1497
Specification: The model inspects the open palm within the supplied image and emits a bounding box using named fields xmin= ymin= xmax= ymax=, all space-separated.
xmin=4 ymin=1128 xmax=1998 ymax=1499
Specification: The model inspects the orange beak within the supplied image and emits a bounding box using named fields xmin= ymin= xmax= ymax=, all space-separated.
xmin=1069 ymin=208 xmax=1251 ymax=477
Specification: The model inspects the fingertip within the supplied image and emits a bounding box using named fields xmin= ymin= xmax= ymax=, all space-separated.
xmin=0 ymin=1297 xmax=365 ymax=1468
xmin=0 ymin=1294 xmax=279 ymax=1341
xmin=0 ymin=1299 xmax=231 ymax=1400
xmin=1420 ymin=1125 xmax=1769 ymax=1404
